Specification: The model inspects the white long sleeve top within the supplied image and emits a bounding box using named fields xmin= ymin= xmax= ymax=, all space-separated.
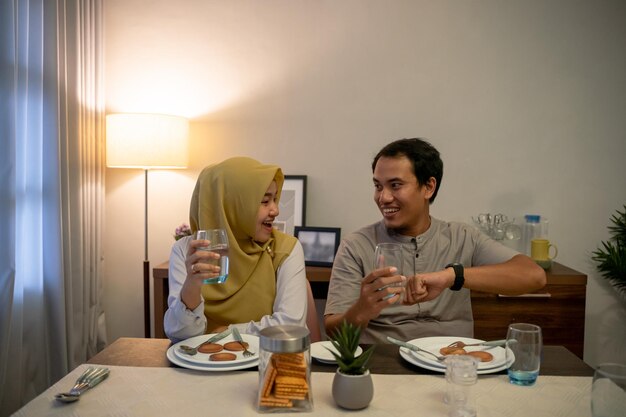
xmin=163 ymin=236 xmax=308 ymax=342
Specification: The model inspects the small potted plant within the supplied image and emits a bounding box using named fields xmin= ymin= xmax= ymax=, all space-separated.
xmin=327 ymin=321 xmax=375 ymax=410
xmin=592 ymin=205 xmax=626 ymax=300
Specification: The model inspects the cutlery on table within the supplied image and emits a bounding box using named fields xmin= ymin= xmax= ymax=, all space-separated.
xmin=55 ymin=367 xmax=110 ymax=403
xmin=178 ymin=328 xmax=232 ymax=355
xmin=445 ymin=339 xmax=506 ymax=349
xmin=232 ymin=327 xmax=255 ymax=358
xmin=387 ymin=336 xmax=446 ymax=362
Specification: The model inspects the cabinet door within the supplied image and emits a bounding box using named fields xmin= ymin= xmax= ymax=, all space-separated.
xmin=471 ymin=284 xmax=585 ymax=358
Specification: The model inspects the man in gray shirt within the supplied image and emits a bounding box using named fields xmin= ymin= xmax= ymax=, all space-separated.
xmin=324 ymin=138 xmax=546 ymax=343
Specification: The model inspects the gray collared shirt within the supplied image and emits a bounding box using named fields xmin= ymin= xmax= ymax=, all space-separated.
xmin=324 ymin=217 xmax=519 ymax=343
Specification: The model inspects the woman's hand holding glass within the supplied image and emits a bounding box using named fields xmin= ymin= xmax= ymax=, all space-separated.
xmin=188 ymin=229 xmax=230 ymax=284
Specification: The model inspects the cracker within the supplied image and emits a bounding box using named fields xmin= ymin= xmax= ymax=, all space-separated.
xmin=275 ymin=375 xmax=308 ymax=387
xmin=439 ymin=346 xmax=467 ymax=356
xmin=275 ymin=387 xmax=308 ymax=400
xmin=275 ymin=374 xmax=309 ymax=400
xmin=209 ymin=352 xmax=236 ymax=361
xmin=274 ymin=391 xmax=307 ymax=400
xmin=198 ymin=343 xmax=223 ymax=354
xmin=259 ymin=352 xmax=309 ymax=409
xmin=262 ymin=362 xmax=277 ymax=397
xmin=259 ymin=395 xmax=293 ymax=408
xmin=272 ymin=353 xmax=307 ymax=376
xmin=224 ymin=341 xmax=249 ymax=352
xmin=467 ymin=350 xmax=494 ymax=362
xmin=275 ymin=368 xmax=306 ymax=378
xmin=273 ymin=352 xmax=305 ymax=365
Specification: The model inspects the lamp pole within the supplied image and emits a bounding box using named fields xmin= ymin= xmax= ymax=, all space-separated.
xmin=143 ymin=169 xmax=151 ymax=338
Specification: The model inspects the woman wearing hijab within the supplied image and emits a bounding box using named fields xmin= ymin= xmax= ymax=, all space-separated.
xmin=164 ymin=157 xmax=307 ymax=342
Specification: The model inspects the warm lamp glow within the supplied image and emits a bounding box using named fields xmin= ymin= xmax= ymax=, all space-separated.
xmin=106 ymin=112 xmax=189 ymax=338
xmin=106 ymin=113 xmax=189 ymax=169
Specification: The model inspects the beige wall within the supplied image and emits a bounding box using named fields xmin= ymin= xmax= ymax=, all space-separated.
xmin=104 ymin=0 xmax=626 ymax=367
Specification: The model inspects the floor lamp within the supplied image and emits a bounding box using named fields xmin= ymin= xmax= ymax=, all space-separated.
xmin=106 ymin=113 xmax=189 ymax=338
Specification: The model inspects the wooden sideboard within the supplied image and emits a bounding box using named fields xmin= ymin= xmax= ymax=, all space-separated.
xmin=471 ymin=262 xmax=587 ymax=358
xmin=153 ymin=261 xmax=587 ymax=358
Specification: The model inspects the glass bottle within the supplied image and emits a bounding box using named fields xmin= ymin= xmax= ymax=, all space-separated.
xmin=522 ymin=214 xmax=541 ymax=256
xmin=257 ymin=325 xmax=312 ymax=413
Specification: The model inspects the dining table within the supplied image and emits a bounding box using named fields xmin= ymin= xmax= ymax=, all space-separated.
xmin=12 ymin=337 xmax=594 ymax=417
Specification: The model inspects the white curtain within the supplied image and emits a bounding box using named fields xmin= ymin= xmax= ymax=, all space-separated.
xmin=0 ymin=1 xmax=105 ymax=415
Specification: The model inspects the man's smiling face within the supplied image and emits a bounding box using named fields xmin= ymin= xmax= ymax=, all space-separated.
xmin=373 ymin=155 xmax=434 ymax=236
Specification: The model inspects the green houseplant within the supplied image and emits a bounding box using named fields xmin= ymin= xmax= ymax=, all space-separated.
xmin=327 ymin=321 xmax=375 ymax=409
xmin=592 ymin=205 xmax=626 ymax=299
xmin=327 ymin=321 xmax=375 ymax=375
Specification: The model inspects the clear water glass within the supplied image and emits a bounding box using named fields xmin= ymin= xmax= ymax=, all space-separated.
xmin=196 ymin=229 xmax=229 ymax=284
xmin=506 ymin=323 xmax=542 ymax=386
xmin=445 ymin=355 xmax=479 ymax=417
xmin=592 ymin=363 xmax=626 ymax=417
xmin=373 ymin=243 xmax=404 ymax=300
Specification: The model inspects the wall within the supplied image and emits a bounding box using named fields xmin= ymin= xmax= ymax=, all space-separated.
xmin=104 ymin=0 xmax=626 ymax=367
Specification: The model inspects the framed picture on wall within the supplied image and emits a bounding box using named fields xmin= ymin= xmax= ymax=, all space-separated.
xmin=294 ymin=226 xmax=341 ymax=267
xmin=277 ymin=175 xmax=307 ymax=235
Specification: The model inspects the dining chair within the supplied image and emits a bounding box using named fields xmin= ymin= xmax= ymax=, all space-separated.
xmin=306 ymin=280 xmax=322 ymax=342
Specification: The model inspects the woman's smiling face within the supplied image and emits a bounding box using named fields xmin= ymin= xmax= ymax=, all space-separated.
xmin=254 ymin=180 xmax=279 ymax=243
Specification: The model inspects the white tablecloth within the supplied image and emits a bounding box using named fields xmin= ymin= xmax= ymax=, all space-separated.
xmin=12 ymin=364 xmax=592 ymax=417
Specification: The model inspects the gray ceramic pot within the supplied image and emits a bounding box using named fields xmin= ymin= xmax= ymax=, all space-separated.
xmin=331 ymin=369 xmax=373 ymax=410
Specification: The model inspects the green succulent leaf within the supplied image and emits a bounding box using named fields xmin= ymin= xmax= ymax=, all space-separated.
xmin=326 ymin=321 xmax=375 ymax=375
xmin=592 ymin=205 xmax=626 ymax=299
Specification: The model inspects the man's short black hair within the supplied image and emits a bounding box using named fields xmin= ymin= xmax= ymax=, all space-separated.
xmin=372 ymin=138 xmax=443 ymax=203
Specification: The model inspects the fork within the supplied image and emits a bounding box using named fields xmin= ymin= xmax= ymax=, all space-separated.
xmin=445 ymin=339 xmax=506 ymax=349
xmin=55 ymin=367 xmax=110 ymax=403
xmin=178 ymin=328 xmax=232 ymax=355
xmin=232 ymin=327 xmax=255 ymax=357
xmin=387 ymin=336 xmax=445 ymax=362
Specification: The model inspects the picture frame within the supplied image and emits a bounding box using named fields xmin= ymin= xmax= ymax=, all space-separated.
xmin=294 ymin=226 xmax=341 ymax=267
xmin=276 ymin=175 xmax=307 ymax=235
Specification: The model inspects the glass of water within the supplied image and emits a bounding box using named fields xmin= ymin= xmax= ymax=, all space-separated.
xmin=196 ymin=229 xmax=229 ymax=284
xmin=373 ymin=243 xmax=404 ymax=300
xmin=505 ymin=323 xmax=542 ymax=386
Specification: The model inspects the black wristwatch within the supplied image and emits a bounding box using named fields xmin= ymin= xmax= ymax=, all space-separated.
xmin=445 ymin=262 xmax=465 ymax=291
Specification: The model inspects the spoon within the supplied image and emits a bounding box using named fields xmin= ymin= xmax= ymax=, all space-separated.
xmin=55 ymin=367 xmax=110 ymax=403
xmin=178 ymin=328 xmax=232 ymax=356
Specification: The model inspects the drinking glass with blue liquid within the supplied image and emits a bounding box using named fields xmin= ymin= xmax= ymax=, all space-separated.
xmin=196 ymin=229 xmax=229 ymax=284
xmin=505 ymin=323 xmax=542 ymax=386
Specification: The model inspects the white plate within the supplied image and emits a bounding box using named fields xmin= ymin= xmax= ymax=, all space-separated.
xmin=171 ymin=333 xmax=259 ymax=366
xmin=410 ymin=336 xmax=507 ymax=369
xmin=400 ymin=336 xmax=507 ymax=370
xmin=399 ymin=347 xmax=513 ymax=375
xmin=310 ymin=341 xmax=363 ymax=364
xmin=167 ymin=344 xmax=259 ymax=371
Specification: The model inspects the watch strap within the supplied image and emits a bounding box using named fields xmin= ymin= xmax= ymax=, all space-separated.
xmin=446 ymin=262 xmax=465 ymax=291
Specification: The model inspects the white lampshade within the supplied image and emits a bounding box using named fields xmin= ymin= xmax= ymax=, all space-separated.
xmin=106 ymin=113 xmax=189 ymax=169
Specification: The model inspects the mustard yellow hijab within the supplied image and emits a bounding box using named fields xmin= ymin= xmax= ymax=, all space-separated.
xmin=189 ymin=157 xmax=297 ymax=332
